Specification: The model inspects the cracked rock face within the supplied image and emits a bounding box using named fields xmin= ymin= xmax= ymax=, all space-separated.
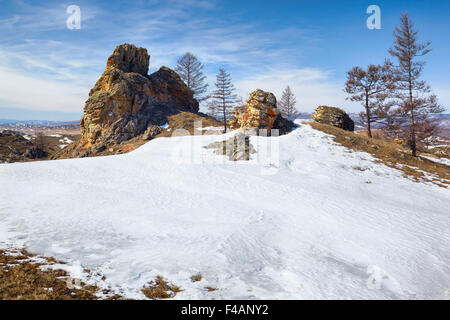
xmin=228 ymin=89 xmax=295 ymax=135
xmin=106 ymin=43 xmax=150 ymax=75
xmin=78 ymin=43 xmax=199 ymax=154
xmin=228 ymin=89 xmax=278 ymax=130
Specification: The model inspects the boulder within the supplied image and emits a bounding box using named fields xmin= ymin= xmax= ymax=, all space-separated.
xmin=206 ymin=132 xmax=256 ymax=161
xmin=311 ymin=106 xmax=354 ymax=131
xmin=228 ymin=89 xmax=295 ymax=135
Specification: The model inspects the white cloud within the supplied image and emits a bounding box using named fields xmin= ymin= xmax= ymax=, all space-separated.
xmin=0 ymin=1 xmax=316 ymax=117
xmin=234 ymin=68 xmax=354 ymax=113
xmin=0 ymin=1 xmax=101 ymax=35
xmin=0 ymin=66 xmax=89 ymax=112
xmin=2 ymin=1 xmax=446 ymax=119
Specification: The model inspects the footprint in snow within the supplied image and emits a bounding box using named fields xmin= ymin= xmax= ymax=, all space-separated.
xmin=366 ymin=265 xmax=403 ymax=295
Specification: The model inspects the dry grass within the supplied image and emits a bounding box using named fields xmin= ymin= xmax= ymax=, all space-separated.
xmin=308 ymin=122 xmax=450 ymax=187
xmin=0 ymin=132 xmax=81 ymax=163
xmin=158 ymin=111 xmax=223 ymax=137
xmin=205 ymin=286 xmax=217 ymax=292
xmin=190 ymin=273 xmax=202 ymax=282
xmin=0 ymin=248 xmax=99 ymax=300
xmin=141 ymin=276 xmax=182 ymax=299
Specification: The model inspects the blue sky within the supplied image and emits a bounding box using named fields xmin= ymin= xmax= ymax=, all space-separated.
xmin=0 ymin=0 xmax=449 ymax=120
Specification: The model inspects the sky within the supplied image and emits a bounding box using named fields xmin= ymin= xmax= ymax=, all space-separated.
xmin=0 ymin=0 xmax=449 ymax=120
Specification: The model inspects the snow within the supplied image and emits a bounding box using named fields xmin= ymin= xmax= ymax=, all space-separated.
xmin=0 ymin=122 xmax=449 ymax=300
xmin=201 ymin=126 xmax=224 ymax=131
xmin=58 ymin=137 xmax=73 ymax=149
xmin=59 ymin=137 xmax=73 ymax=144
xmin=421 ymin=155 xmax=450 ymax=167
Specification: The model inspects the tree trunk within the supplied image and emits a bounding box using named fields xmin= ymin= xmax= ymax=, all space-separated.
xmin=365 ymin=92 xmax=372 ymax=138
xmin=409 ymin=99 xmax=417 ymax=157
xmin=222 ymin=98 xmax=227 ymax=133
xmin=408 ymin=70 xmax=417 ymax=157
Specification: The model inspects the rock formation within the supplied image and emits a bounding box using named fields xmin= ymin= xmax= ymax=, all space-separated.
xmin=311 ymin=106 xmax=355 ymax=132
xmin=228 ymin=89 xmax=295 ymax=135
xmin=206 ymin=132 xmax=256 ymax=161
xmin=55 ymin=43 xmax=205 ymax=158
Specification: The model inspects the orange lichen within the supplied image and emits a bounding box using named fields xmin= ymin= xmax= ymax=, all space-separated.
xmin=119 ymin=145 xmax=135 ymax=152
xmin=267 ymin=107 xmax=276 ymax=116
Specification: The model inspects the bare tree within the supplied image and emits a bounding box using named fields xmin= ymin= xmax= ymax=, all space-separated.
xmin=206 ymin=99 xmax=219 ymax=118
xmin=344 ymin=61 xmax=395 ymax=138
xmin=388 ymin=13 xmax=444 ymax=156
xmin=175 ymin=52 xmax=209 ymax=102
xmin=278 ymin=86 xmax=299 ymax=119
xmin=212 ymin=68 xmax=237 ymax=132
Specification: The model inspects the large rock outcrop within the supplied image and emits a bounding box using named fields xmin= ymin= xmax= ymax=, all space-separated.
xmin=63 ymin=43 xmax=200 ymax=157
xmin=228 ymin=89 xmax=295 ymax=135
xmin=311 ymin=106 xmax=354 ymax=132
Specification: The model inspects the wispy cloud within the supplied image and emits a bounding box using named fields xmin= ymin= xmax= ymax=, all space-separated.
xmin=0 ymin=1 xmax=101 ymax=37
xmin=235 ymin=68 xmax=353 ymax=112
xmin=0 ymin=65 xmax=89 ymax=113
xmin=0 ymin=0 xmax=353 ymax=118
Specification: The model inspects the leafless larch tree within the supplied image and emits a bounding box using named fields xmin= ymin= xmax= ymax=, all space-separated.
xmin=278 ymin=86 xmax=299 ymax=119
xmin=344 ymin=61 xmax=395 ymax=138
xmin=212 ymin=68 xmax=237 ymax=132
xmin=388 ymin=13 xmax=444 ymax=156
xmin=175 ymin=52 xmax=209 ymax=103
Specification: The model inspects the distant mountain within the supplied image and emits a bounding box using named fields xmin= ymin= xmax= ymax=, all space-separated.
xmin=0 ymin=119 xmax=78 ymax=126
xmin=0 ymin=119 xmax=80 ymax=135
xmin=296 ymin=112 xmax=312 ymax=120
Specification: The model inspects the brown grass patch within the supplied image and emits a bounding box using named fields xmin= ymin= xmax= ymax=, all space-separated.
xmin=205 ymin=286 xmax=217 ymax=292
xmin=141 ymin=276 xmax=182 ymax=299
xmin=158 ymin=111 xmax=223 ymax=137
xmin=0 ymin=248 xmax=99 ymax=300
xmin=190 ymin=273 xmax=202 ymax=282
xmin=308 ymin=122 xmax=450 ymax=187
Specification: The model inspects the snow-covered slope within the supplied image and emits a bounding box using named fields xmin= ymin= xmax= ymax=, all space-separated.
xmin=0 ymin=123 xmax=449 ymax=299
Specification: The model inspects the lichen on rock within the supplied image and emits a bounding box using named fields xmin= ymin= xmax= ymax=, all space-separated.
xmin=206 ymin=132 xmax=256 ymax=161
xmin=228 ymin=89 xmax=295 ymax=135
xmin=311 ymin=106 xmax=354 ymax=131
xmin=106 ymin=43 xmax=150 ymax=75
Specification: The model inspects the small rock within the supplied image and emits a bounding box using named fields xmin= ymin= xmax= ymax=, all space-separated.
xmin=206 ymin=132 xmax=256 ymax=161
